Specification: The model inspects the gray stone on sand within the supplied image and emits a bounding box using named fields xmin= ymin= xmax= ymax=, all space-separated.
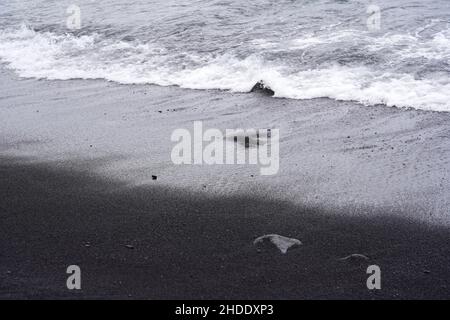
xmin=254 ymin=234 xmax=302 ymax=254
xmin=339 ymin=254 xmax=370 ymax=262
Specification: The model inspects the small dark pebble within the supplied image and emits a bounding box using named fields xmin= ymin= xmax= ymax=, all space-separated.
xmin=152 ymin=175 xmax=157 ymax=180
xmin=125 ymin=245 xmax=134 ymax=250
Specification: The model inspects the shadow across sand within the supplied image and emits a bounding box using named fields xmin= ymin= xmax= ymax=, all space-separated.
xmin=0 ymin=156 xmax=449 ymax=299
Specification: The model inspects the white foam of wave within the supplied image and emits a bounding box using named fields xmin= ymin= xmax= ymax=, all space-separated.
xmin=1 ymin=24 xmax=450 ymax=112
xmin=366 ymin=28 xmax=450 ymax=60
xmin=273 ymin=66 xmax=450 ymax=112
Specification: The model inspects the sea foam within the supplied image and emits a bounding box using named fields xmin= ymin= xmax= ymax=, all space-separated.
xmin=1 ymin=24 xmax=450 ymax=112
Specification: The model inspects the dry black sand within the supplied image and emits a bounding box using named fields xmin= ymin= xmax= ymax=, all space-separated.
xmin=1 ymin=156 xmax=449 ymax=299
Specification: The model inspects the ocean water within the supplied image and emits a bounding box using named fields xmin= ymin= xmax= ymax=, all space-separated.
xmin=0 ymin=0 xmax=449 ymax=111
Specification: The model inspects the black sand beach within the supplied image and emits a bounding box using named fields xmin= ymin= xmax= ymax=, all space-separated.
xmin=1 ymin=67 xmax=450 ymax=299
xmin=1 ymin=155 xmax=449 ymax=299
xmin=1 ymin=0 xmax=450 ymax=303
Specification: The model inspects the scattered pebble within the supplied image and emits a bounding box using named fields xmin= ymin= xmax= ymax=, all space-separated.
xmin=125 ymin=245 xmax=135 ymax=250
xmin=152 ymin=175 xmax=157 ymax=180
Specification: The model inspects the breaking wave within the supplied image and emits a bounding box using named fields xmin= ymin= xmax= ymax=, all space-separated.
xmin=1 ymin=24 xmax=450 ymax=112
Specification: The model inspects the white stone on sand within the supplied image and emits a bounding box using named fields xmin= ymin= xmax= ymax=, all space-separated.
xmin=253 ymin=234 xmax=302 ymax=254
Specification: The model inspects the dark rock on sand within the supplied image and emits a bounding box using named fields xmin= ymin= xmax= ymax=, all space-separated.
xmin=250 ymin=80 xmax=275 ymax=96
